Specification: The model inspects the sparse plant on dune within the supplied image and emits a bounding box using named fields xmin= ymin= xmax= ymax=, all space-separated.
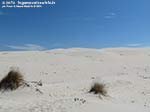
xmin=0 ymin=70 xmax=24 ymax=91
xmin=0 ymin=67 xmax=43 ymax=94
xmin=89 ymin=82 xmax=107 ymax=97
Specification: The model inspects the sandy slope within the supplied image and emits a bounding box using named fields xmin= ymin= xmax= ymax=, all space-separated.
xmin=0 ymin=48 xmax=150 ymax=112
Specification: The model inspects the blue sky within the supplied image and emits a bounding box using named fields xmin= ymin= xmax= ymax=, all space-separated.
xmin=0 ymin=0 xmax=150 ymax=51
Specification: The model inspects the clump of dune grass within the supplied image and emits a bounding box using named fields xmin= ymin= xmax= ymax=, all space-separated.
xmin=89 ymin=82 xmax=107 ymax=96
xmin=0 ymin=70 xmax=24 ymax=91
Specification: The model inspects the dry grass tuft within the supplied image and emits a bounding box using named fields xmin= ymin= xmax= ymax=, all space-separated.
xmin=0 ymin=70 xmax=24 ymax=91
xmin=89 ymin=82 xmax=107 ymax=96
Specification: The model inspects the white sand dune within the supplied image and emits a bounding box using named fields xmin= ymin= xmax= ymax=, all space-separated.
xmin=0 ymin=48 xmax=150 ymax=112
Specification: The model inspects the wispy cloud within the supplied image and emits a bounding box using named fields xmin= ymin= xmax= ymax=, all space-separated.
xmin=6 ymin=44 xmax=45 ymax=51
xmin=126 ymin=43 xmax=142 ymax=47
xmin=126 ymin=43 xmax=150 ymax=48
xmin=104 ymin=12 xmax=116 ymax=19
xmin=0 ymin=11 xmax=6 ymax=16
xmin=52 ymin=43 xmax=63 ymax=47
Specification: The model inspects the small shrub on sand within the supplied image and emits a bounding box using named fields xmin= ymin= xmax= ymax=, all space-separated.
xmin=89 ymin=82 xmax=107 ymax=96
xmin=0 ymin=70 xmax=24 ymax=91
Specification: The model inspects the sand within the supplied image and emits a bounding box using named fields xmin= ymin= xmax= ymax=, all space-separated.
xmin=0 ymin=48 xmax=150 ymax=112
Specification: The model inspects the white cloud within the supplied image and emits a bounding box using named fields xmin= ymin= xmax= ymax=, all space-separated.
xmin=104 ymin=12 xmax=116 ymax=19
xmin=7 ymin=44 xmax=45 ymax=51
